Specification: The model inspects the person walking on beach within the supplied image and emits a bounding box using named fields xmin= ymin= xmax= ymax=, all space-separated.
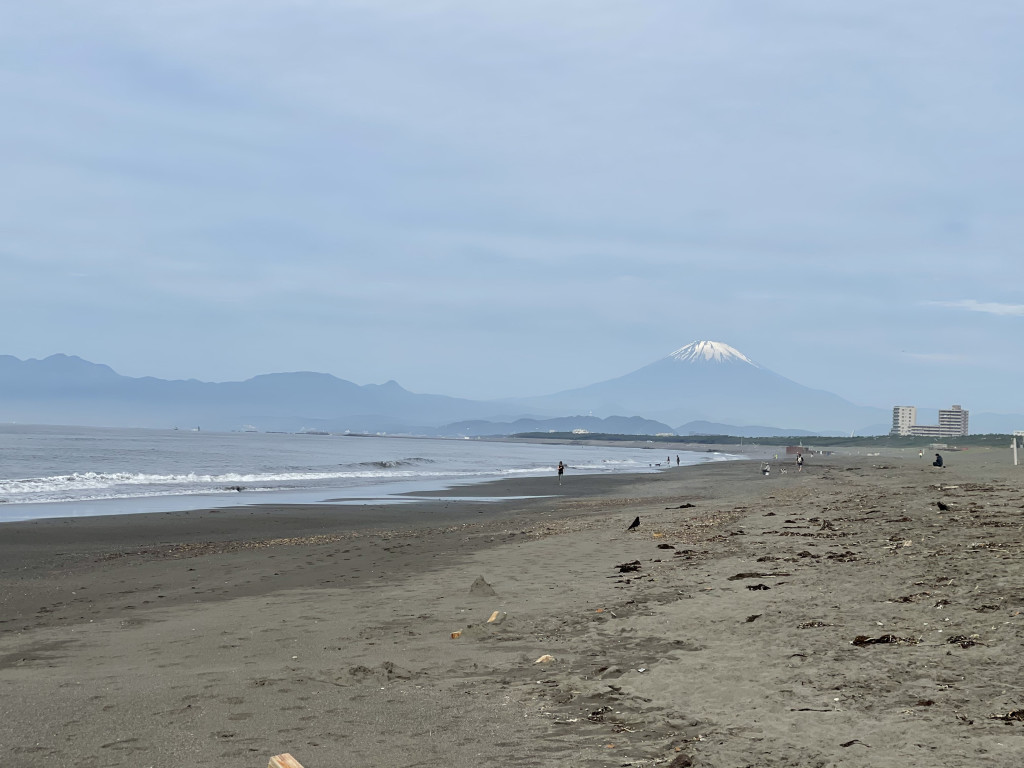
xmin=676 ymin=455 xmax=680 ymax=466
xmin=796 ymin=453 xmax=804 ymax=472
xmin=557 ymin=461 xmax=565 ymax=484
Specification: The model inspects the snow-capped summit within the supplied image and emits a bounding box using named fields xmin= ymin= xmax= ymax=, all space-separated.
xmin=668 ymin=341 xmax=758 ymax=367
xmin=508 ymin=337 xmax=886 ymax=433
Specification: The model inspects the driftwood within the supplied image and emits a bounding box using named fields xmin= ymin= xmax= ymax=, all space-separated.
xmin=269 ymin=754 xmax=305 ymax=768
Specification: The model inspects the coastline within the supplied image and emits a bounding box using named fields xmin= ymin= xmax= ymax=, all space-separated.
xmin=3 ymin=449 xmax=1023 ymax=766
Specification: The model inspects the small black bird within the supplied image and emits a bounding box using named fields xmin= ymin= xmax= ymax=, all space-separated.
xmin=627 ymin=516 xmax=640 ymax=531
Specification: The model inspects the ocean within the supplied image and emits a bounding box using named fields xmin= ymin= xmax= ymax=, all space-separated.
xmin=0 ymin=424 xmax=739 ymax=523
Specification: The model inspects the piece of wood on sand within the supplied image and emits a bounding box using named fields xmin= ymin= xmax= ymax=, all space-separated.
xmin=269 ymin=754 xmax=305 ymax=768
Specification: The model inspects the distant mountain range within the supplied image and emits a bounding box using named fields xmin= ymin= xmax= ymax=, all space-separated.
xmin=500 ymin=341 xmax=889 ymax=433
xmin=1 ymin=342 xmax=1019 ymax=435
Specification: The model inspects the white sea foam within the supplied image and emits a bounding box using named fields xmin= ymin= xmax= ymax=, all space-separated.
xmin=0 ymin=426 xmax=740 ymax=518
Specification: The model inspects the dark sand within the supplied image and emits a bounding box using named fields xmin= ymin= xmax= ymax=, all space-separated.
xmin=2 ymin=448 xmax=1024 ymax=767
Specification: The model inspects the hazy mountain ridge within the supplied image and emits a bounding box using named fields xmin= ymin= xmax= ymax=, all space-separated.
xmin=0 ymin=353 xmax=503 ymax=432
xmin=502 ymin=342 xmax=889 ymax=434
xmin=1 ymin=344 xmax=1018 ymax=435
xmin=430 ymin=415 xmax=677 ymax=438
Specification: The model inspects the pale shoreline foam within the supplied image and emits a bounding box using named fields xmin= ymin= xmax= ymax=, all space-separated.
xmin=0 ymin=424 xmax=742 ymax=522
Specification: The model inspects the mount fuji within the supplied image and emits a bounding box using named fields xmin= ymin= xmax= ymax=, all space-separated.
xmin=1 ymin=342 xmax=895 ymax=434
xmin=506 ymin=341 xmax=889 ymax=435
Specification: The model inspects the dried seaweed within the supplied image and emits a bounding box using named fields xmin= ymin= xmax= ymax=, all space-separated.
xmin=989 ymin=709 xmax=1024 ymax=723
xmin=851 ymin=634 xmax=919 ymax=647
xmin=890 ymin=592 xmax=931 ymax=603
xmin=728 ymin=571 xmax=790 ymax=580
xmin=946 ymin=634 xmax=982 ymax=648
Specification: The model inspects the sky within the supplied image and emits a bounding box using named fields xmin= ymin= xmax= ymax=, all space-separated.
xmin=2 ymin=1 xmax=1023 ymax=415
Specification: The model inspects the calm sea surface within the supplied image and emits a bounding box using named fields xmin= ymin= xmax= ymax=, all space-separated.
xmin=0 ymin=424 xmax=739 ymax=523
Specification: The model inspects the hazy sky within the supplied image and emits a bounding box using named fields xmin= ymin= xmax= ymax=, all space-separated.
xmin=3 ymin=2 xmax=1023 ymax=414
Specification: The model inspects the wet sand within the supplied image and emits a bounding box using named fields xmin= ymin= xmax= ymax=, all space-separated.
xmin=2 ymin=448 xmax=1024 ymax=767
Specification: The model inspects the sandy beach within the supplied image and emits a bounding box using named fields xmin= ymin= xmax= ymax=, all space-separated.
xmin=3 ymin=447 xmax=1024 ymax=767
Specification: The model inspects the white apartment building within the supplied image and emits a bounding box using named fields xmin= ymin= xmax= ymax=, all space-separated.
xmin=891 ymin=406 xmax=917 ymax=436
xmin=938 ymin=404 xmax=969 ymax=436
xmin=891 ymin=404 xmax=969 ymax=437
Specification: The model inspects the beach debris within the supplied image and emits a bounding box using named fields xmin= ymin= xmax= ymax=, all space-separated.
xmin=916 ymin=699 xmax=935 ymax=706
xmin=657 ymin=543 xmax=675 ymax=549
xmin=798 ymin=621 xmax=831 ymax=629
xmin=587 ymin=705 xmax=613 ymax=722
xmin=746 ymin=583 xmax=771 ymax=591
xmin=851 ymin=634 xmax=920 ymax=647
xmin=450 ymin=630 xmax=462 ymax=639
xmin=937 ymin=501 xmax=951 ymax=511
xmin=269 ymin=754 xmax=305 ymax=768
xmin=946 ymin=634 xmax=982 ymax=648
xmin=890 ymin=592 xmax=931 ymax=603
xmin=469 ymin=576 xmax=497 ymax=596
xmin=534 ymin=654 xmax=556 ymax=664
xmin=627 ymin=516 xmax=641 ymax=531
xmin=674 ymin=549 xmax=701 ymax=558
xmin=666 ymin=503 xmax=696 ymax=509
xmin=886 ymin=539 xmax=913 ymax=550
xmin=728 ymin=571 xmax=790 ymax=580
xmin=989 ymin=709 xmax=1024 ymax=722
xmin=616 ymin=560 xmax=642 ymax=573
xmin=826 ymin=550 xmax=860 ymax=562
xmin=840 ymin=739 xmax=870 ymax=748
xmin=487 ymin=610 xmax=506 ymax=625
xmin=745 ymin=614 xmax=762 ymax=623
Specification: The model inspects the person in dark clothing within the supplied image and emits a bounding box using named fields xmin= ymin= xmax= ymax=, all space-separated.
xmin=933 ymin=453 xmax=944 ymax=467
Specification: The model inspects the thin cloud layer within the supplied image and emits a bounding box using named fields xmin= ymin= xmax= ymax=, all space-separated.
xmin=929 ymin=300 xmax=1024 ymax=317
xmin=1 ymin=2 xmax=1022 ymax=412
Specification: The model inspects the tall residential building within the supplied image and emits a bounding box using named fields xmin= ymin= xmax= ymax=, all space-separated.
xmin=938 ymin=405 xmax=969 ymax=436
xmin=891 ymin=406 xmax=917 ymax=436
xmin=891 ymin=404 xmax=969 ymax=437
